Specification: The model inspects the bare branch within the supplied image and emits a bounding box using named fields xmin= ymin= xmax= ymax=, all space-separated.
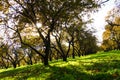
xmin=99 ymin=0 xmax=110 ymax=5
xmin=107 ymin=20 xmax=120 ymax=26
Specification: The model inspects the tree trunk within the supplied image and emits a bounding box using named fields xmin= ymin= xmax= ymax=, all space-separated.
xmin=29 ymin=55 xmax=33 ymax=65
xmin=43 ymin=55 xmax=49 ymax=65
xmin=72 ymin=52 xmax=75 ymax=59
xmin=43 ymin=34 xmax=50 ymax=66
xmin=1 ymin=58 xmax=9 ymax=69
xmin=78 ymin=50 xmax=81 ymax=57
xmin=30 ymin=59 xmax=33 ymax=65
xmin=63 ymin=56 xmax=67 ymax=61
xmin=49 ymin=49 xmax=52 ymax=61
xmin=72 ymin=42 xmax=75 ymax=59
xmin=13 ymin=63 xmax=17 ymax=68
xmin=56 ymin=52 xmax=59 ymax=60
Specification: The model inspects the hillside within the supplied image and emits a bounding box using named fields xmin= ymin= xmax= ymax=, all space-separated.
xmin=0 ymin=51 xmax=120 ymax=80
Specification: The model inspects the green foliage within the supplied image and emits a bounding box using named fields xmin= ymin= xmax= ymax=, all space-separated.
xmin=0 ymin=51 xmax=120 ymax=80
xmin=75 ymin=29 xmax=98 ymax=55
xmin=0 ymin=0 xmax=100 ymax=66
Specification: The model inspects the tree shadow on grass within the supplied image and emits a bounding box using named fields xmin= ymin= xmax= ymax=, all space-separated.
xmin=84 ymin=60 xmax=120 ymax=80
xmin=0 ymin=60 xmax=120 ymax=80
xmin=13 ymin=65 xmax=92 ymax=80
xmin=45 ymin=65 xmax=116 ymax=80
xmin=0 ymin=64 xmax=114 ymax=80
xmin=45 ymin=65 xmax=92 ymax=80
xmin=0 ymin=65 xmax=48 ymax=80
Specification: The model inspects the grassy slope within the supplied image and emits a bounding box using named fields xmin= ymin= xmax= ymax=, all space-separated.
xmin=0 ymin=50 xmax=120 ymax=80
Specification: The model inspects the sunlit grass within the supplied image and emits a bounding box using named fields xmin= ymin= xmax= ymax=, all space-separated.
xmin=0 ymin=50 xmax=120 ymax=80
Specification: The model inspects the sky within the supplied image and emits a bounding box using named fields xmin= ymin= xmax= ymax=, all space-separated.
xmin=92 ymin=0 xmax=115 ymax=44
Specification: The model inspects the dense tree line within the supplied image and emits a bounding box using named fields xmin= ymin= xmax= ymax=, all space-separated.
xmin=0 ymin=0 xmax=110 ymax=68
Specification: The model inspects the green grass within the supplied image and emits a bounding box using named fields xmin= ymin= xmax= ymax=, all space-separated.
xmin=0 ymin=50 xmax=120 ymax=80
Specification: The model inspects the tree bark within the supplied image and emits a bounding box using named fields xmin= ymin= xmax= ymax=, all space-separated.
xmin=12 ymin=62 xmax=17 ymax=68
xmin=43 ymin=56 xmax=49 ymax=65
xmin=43 ymin=33 xmax=51 ymax=65
xmin=63 ymin=56 xmax=67 ymax=61
xmin=72 ymin=42 xmax=75 ymax=59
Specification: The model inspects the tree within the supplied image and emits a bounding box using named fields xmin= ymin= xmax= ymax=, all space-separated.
xmin=0 ymin=43 xmax=25 ymax=68
xmin=75 ymin=28 xmax=98 ymax=55
xmin=101 ymin=6 xmax=120 ymax=51
xmin=51 ymin=30 xmax=71 ymax=61
xmin=1 ymin=0 xmax=99 ymax=65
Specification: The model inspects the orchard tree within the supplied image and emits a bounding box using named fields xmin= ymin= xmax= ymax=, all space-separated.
xmin=102 ymin=5 xmax=120 ymax=51
xmin=1 ymin=0 xmax=100 ymax=65
xmin=75 ymin=28 xmax=98 ymax=55
xmin=51 ymin=29 xmax=71 ymax=61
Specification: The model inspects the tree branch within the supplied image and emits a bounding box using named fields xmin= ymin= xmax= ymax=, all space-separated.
xmin=99 ymin=0 xmax=110 ymax=5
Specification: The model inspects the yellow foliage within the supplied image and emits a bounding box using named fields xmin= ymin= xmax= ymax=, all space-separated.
xmin=102 ymin=30 xmax=111 ymax=40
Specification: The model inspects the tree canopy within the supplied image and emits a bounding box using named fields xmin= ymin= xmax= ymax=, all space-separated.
xmin=0 ymin=0 xmax=103 ymax=67
xmin=101 ymin=4 xmax=120 ymax=51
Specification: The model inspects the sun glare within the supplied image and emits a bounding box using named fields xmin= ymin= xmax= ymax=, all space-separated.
xmin=36 ymin=23 xmax=42 ymax=28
